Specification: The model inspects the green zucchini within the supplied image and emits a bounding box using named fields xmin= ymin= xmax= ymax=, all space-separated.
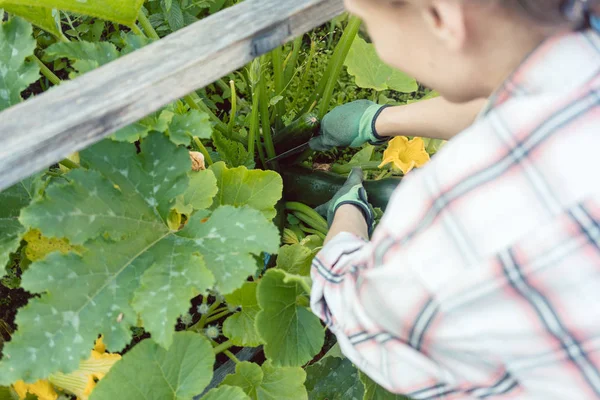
xmin=272 ymin=113 xmax=320 ymax=154
xmin=281 ymin=166 xmax=402 ymax=211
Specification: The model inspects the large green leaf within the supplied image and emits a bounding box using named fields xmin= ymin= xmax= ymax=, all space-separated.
xmin=202 ymin=386 xmax=251 ymax=400
xmin=305 ymin=356 xmax=365 ymax=400
xmin=44 ymin=41 xmax=120 ymax=78
xmin=275 ymin=244 xmax=316 ymax=276
xmin=212 ymin=131 xmax=253 ymax=169
xmin=256 ymin=269 xmax=324 ymax=367
xmin=0 ymin=17 xmax=39 ymax=111
xmin=1 ymin=5 xmax=60 ymax=37
xmin=168 ymin=110 xmax=213 ymax=146
xmin=221 ymin=361 xmax=308 ymax=400
xmin=90 ymin=332 xmax=214 ymax=400
xmin=344 ymin=36 xmax=417 ymax=93
xmin=0 ymin=174 xmax=43 ymax=269
xmin=223 ymin=282 xmax=262 ymax=347
xmin=209 ymin=162 xmax=283 ymax=220
xmin=360 ymin=372 xmax=411 ymax=400
xmin=0 ymin=133 xmax=279 ymax=384
xmin=0 ymin=0 xmax=144 ymax=26
xmin=175 ymin=169 xmax=219 ymax=214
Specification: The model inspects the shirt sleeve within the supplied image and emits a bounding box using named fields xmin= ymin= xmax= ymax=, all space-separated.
xmin=310 ymin=230 xmax=504 ymax=399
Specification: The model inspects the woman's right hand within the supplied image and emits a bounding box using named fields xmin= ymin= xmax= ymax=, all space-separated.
xmin=309 ymin=100 xmax=390 ymax=151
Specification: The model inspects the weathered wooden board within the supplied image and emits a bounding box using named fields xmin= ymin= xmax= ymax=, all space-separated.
xmin=0 ymin=0 xmax=345 ymax=192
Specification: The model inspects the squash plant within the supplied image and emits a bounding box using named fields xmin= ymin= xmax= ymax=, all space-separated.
xmin=0 ymin=1 xmax=423 ymax=399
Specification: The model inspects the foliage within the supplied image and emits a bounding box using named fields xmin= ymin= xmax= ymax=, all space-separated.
xmin=0 ymin=133 xmax=279 ymax=383
xmin=345 ymin=36 xmax=418 ymax=93
xmin=0 ymin=0 xmax=144 ymax=27
xmin=221 ymin=361 xmax=308 ymax=400
xmin=305 ymin=355 xmax=365 ymax=400
xmin=90 ymin=332 xmax=214 ymax=400
xmin=0 ymin=17 xmax=39 ymax=111
xmin=0 ymin=4 xmax=430 ymax=399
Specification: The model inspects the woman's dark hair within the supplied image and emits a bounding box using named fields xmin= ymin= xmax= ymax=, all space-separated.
xmin=514 ymin=0 xmax=599 ymax=25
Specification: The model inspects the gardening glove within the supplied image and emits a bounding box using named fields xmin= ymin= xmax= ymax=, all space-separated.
xmin=309 ymin=100 xmax=390 ymax=151
xmin=315 ymin=167 xmax=376 ymax=235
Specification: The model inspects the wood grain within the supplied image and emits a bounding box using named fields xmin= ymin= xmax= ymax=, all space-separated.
xmin=0 ymin=0 xmax=344 ymax=191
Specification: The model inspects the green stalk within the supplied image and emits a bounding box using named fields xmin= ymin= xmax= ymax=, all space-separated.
xmin=137 ymin=9 xmax=160 ymax=40
xmin=293 ymin=212 xmax=328 ymax=235
xmin=223 ymin=349 xmax=240 ymax=364
xmin=271 ymin=46 xmax=285 ymax=131
xmin=205 ymin=309 xmax=232 ymax=324
xmin=248 ymin=84 xmax=261 ymax=162
xmin=258 ymin=58 xmax=277 ymax=168
xmin=190 ymin=300 xmax=222 ymax=332
xmin=227 ymin=79 xmax=237 ymax=132
xmin=330 ymin=161 xmax=383 ymax=175
xmin=299 ymin=16 xmax=361 ymax=117
xmin=192 ymin=136 xmax=214 ymax=166
xmin=30 ymin=55 xmax=61 ymax=86
xmin=286 ymin=202 xmax=329 ymax=234
xmin=130 ymin=24 xmax=145 ymax=37
xmin=290 ymin=39 xmax=316 ymax=111
xmin=299 ymin=224 xmax=327 ymax=240
xmin=213 ymin=340 xmax=234 ymax=355
xmin=59 ymin=159 xmax=81 ymax=170
xmin=318 ymin=16 xmax=362 ymax=120
xmin=284 ymin=36 xmax=303 ymax=86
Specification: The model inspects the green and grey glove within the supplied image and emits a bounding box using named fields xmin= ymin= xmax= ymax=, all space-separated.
xmin=309 ymin=100 xmax=390 ymax=151
xmin=315 ymin=167 xmax=376 ymax=235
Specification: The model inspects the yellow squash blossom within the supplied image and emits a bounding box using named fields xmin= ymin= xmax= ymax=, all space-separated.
xmin=13 ymin=337 xmax=121 ymax=400
xmin=379 ymin=136 xmax=430 ymax=174
xmin=12 ymin=379 xmax=58 ymax=400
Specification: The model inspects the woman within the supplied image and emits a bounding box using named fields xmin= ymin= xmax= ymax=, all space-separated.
xmin=309 ymin=0 xmax=600 ymax=398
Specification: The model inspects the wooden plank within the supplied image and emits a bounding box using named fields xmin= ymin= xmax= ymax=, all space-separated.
xmin=0 ymin=0 xmax=345 ymax=192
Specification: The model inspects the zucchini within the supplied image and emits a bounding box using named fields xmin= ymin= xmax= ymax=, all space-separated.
xmin=281 ymin=166 xmax=402 ymax=211
xmin=272 ymin=113 xmax=320 ymax=154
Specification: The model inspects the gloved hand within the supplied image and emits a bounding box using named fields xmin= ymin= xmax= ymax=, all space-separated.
xmin=315 ymin=167 xmax=375 ymax=235
xmin=309 ymin=100 xmax=390 ymax=151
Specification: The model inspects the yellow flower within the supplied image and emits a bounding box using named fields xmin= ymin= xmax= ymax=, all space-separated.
xmin=12 ymin=379 xmax=58 ymax=400
xmin=379 ymin=136 xmax=430 ymax=174
xmin=13 ymin=337 xmax=121 ymax=400
xmin=48 ymin=336 xmax=121 ymax=400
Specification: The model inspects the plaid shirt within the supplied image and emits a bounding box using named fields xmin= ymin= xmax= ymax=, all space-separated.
xmin=311 ymin=29 xmax=600 ymax=399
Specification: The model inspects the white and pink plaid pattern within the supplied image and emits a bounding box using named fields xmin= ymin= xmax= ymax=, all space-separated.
xmin=311 ymin=29 xmax=600 ymax=399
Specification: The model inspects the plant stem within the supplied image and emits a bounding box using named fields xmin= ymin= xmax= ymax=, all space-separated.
xmin=271 ymin=46 xmax=285 ymax=131
xmin=137 ymin=9 xmax=160 ymax=40
xmin=190 ymin=300 xmax=222 ymax=332
xmin=298 ymin=280 xmax=312 ymax=297
xmin=228 ymin=80 xmax=238 ymax=133
xmin=59 ymin=159 xmax=81 ymax=170
xmin=284 ymin=36 xmax=303 ymax=86
xmin=293 ymin=212 xmax=328 ymax=235
xmin=317 ymin=16 xmax=361 ymax=120
xmin=205 ymin=309 xmax=232 ymax=324
xmin=258 ymin=59 xmax=277 ymax=169
xmin=130 ymin=24 xmax=145 ymax=36
xmin=185 ymin=94 xmax=242 ymax=141
xmin=248 ymin=83 xmax=261 ymax=163
xmin=213 ymin=340 xmax=234 ymax=355
xmin=290 ymin=39 xmax=316 ymax=111
xmin=286 ymin=202 xmax=329 ymax=234
xmin=223 ymin=349 xmax=240 ymax=364
xmin=298 ymin=224 xmax=327 ymax=240
xmin=192 ymin=136 xmax=214 ymax=166
xmin=299 ymin=16 xmax=361 ymax=117
xmin=207 ymin=307 xmax=229 ymax=317
xmin=330 ymin=161 xmax=382 ymax=174
xmin=30 ymin=55 xmax=61 ymax=86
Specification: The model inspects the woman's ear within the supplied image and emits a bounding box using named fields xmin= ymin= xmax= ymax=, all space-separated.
xmin=422 ymin=0 xmax=468 ymax=51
